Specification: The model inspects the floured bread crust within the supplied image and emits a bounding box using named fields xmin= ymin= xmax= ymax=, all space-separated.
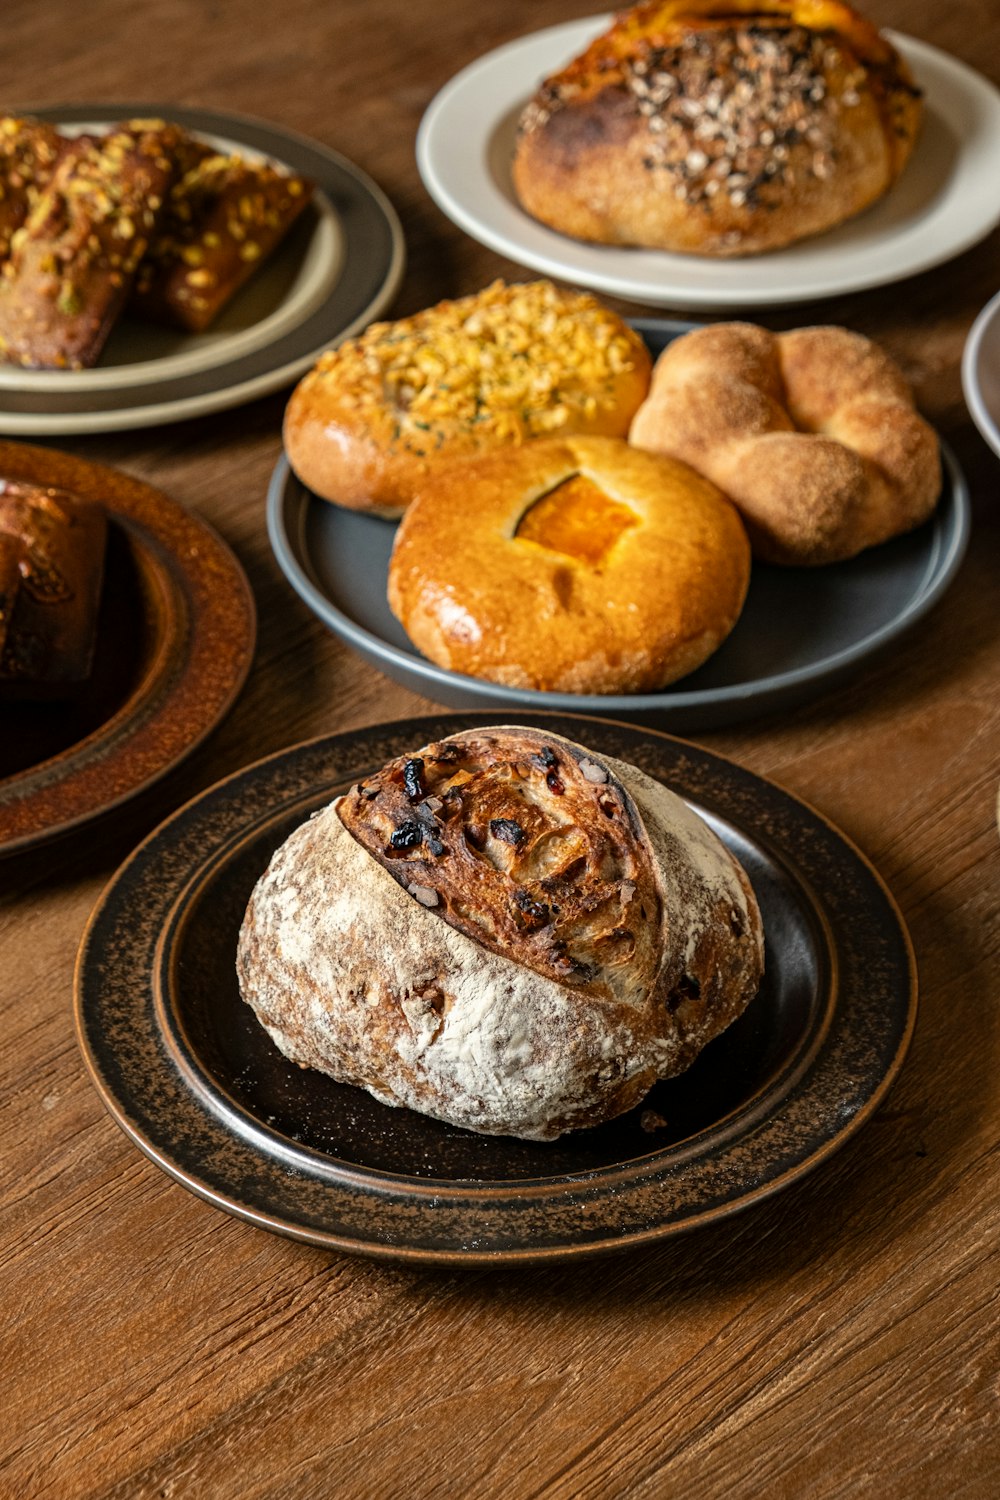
xmin=236 ymin=727 xmax=764 ymax=1140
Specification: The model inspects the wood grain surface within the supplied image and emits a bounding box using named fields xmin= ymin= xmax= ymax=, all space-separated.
xmin=2 ymin=1 xmax=999 ymax=1496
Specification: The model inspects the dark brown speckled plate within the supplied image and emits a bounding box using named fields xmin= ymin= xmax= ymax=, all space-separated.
xmin=0 ymin=441 xmax=255 ymax=855
xmin=75 ymin=713 xmax=916 ymax=1264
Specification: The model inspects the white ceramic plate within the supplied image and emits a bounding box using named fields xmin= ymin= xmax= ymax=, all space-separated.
xmin=0 ymin=104 xmax=405 ymax=433
xmin=417 ymin=18 xmax=1000 ymax=309
xmin=962 ymin=288 xmax=1000 ymax=459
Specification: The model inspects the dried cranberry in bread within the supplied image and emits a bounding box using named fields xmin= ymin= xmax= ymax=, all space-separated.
xmin=0 ymin=479 xmax=107 ymax=696
xmin=512 ymin=0 xmax=922 ymax=257
xmin=283 ymin=279 xmax=652 ymax=517
xmin=236 ymin=726 xmax=764 ymax=1141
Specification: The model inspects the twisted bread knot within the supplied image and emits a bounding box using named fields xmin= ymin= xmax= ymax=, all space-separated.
xmin=629 ymin=323 xmax=941 ymax=565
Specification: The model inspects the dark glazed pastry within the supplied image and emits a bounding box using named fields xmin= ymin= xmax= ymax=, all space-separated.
xmin=237 ymin=726 xmax=764 ymax=1140
xmin=0 ymin=479 xmax=107 ymax=695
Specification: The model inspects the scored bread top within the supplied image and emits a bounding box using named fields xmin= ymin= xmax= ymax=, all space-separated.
xmin=337 ymin=725 xmax=664 ymax=1008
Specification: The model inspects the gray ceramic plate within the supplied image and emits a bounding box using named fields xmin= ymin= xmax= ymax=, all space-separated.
xmin=0 ymin=104 xmax=404 ymax=434
xmin=75 ymin=713 xmax=917 ymax=1264
xmin=268 ymin=320 xmax=970 ymax=732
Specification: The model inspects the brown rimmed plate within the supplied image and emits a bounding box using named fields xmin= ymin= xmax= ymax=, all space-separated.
xmin=75 ymin=713 xmax=917 ymax=1265
xmin=0 ymin=440 xmax=255 ymax=855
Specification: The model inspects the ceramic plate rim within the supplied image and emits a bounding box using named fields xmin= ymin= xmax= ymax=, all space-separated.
xmin=961 ymin=286 xmax=1000 ymax=459
xmin=0 ymin=440 xmax=256 ymax=855
xmin=74 ymin=712 xmax=918 ymax=1263
xmin=0 ymin=103 xmax=405 ymax=433
xmin=416 ymin=21 xmax=1000 ymax=308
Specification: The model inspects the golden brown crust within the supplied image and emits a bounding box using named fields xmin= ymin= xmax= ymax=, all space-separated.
xmin=0 ymin=121 xmax=180 ymax=369
xmin=237 ymin=726 xmax=765 ymax=1139
xmin=131 ymin=145 xmax=313 ymax=331
xmin=512 ymin=0 xmax=922 ymax=257
xmin=628 ymin=322 xmax=941 ymax=564
xmin=0 ymin=479 xmax=107 ymax=695
xmin=282 ymin=279 xmax=653 ymax=517
xmin=387 ymin=433 xmax=750 ymax=693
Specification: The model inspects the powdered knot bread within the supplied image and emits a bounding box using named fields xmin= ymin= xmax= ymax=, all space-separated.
xmin=236 ymin=726 xmax=764 ymax=1140
xmin=629 ymin=321 xmax=941 ymax=564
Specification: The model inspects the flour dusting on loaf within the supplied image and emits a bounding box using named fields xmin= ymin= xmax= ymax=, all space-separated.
xmin=236 ymin=727 xmax=764 ymax=1140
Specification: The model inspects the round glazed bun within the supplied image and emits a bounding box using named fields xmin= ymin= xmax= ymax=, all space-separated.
xmin=387 ymin=434 xmax=750 ymax=693
xmin=236 ymin=726 xmax=765 ymax=1141
xmin=282 ymin=279 xmax=652 ymax=517
xmin=512 ymin=0 xmax=922 ymax=257
xmin=629 ymin=322 xmax=941 ymax=565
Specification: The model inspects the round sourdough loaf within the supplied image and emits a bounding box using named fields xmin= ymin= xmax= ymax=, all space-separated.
xmin=511 ymin=0 xmax=922 ymax=257
xmin=236 ymin=726 xmax=765 ymax=1141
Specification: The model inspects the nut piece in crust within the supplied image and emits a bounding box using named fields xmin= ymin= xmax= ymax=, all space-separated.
xmin=236 ymin=725 xmax=765 ymax=1141
xmin=387 ymin=434 xmax=750 ymax=693
xmin=512 ymin=0 xmax=922 ymax=258
xmin=629 ymin=322 xmax=941 ymax=565
xmin=282 ymin=279 xmax=653 ymax=517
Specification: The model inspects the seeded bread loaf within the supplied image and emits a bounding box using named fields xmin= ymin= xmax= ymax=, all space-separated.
xmin=0 ymin=120 xmax=180 ymax=369
xmin=0 ymin=479 xmax=107 ymax=695
xmin=511 ymin=0 xmax=922 ymax=257
xmin=283 ymin=279 xmax=653 ymax=517
xmin=236 ymin=726 xmax=764 ymax=1141
xmin=131 ymin=144 xmax=313 ymax=331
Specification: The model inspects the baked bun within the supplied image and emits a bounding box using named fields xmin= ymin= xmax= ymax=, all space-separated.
xmin=236 ymin=726 xmax=764 ymax=1140
xmin=282 ymin=279 xmax=652 ymax=517
xmin=387 ymin=434 xmax=750 ymax=693
xmin=629 ymin=322 xmax=941 ymax=565
xmin=512 ymin=0 xmax=922 ymax=257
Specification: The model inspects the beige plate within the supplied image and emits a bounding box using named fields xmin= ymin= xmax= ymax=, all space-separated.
xmin=0 ymin=104 xmax=404 ymax=433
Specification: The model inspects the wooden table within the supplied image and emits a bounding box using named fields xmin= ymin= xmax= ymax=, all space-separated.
xmin=3 ymin=1 xmax=998 ymax=1495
